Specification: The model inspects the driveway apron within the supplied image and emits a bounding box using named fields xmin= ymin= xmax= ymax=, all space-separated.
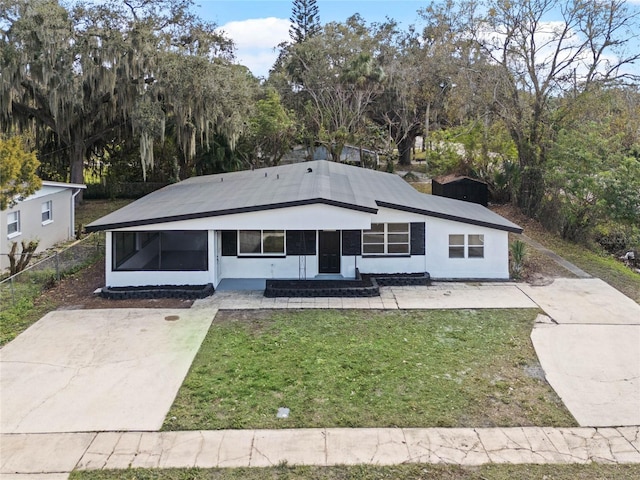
xmin=523 ymin=278 xmax=640 ymax=427
xmin=0 ymin=308 xmax=214 ymax=434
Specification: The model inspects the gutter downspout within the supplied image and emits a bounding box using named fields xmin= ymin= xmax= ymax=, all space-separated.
xmin=70 ymin=188 xmax=82 ymax=239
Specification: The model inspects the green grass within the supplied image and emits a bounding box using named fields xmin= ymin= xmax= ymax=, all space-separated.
xmin=0 ymin=199 xmax=131 ymax=346
xmin=0 ymin=293 xmax=57 ymax=346
xmin=70 ymin=463 xmax=640 ymax=480
xmin=163 ymin=309 xmax=575 ymax=431
xmin=76 ymin=198 xmax=132 ymax=231
xmin=524 ymin=230 xmax=640 ymax=302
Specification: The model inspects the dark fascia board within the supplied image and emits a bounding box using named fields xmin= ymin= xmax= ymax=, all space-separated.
xmin=85 ymin=198 xmax=378 ymax=232
xmin=376 ymin=201 xmax=524 ymax=234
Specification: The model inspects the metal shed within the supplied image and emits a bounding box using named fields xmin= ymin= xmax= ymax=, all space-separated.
xmin=432 ymin=175 xmax=489 ymax=207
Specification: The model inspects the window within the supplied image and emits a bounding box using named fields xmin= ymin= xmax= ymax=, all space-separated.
xmin=448 ymin=234 xmax=465 ymax=258
xmin=41 ymin=201 xmax=53 ymax=224
xmin=239 ymin=230 xmax=285 ymax=255
xmin=7 ymin=211 xmax=20 ymax=237
xmin=363 ymin=223 xmax=409 ymax=255
xmin=449 ymin=234 xmax=485 ymax=259
xmin=468 ymin=234 xmax=484 ymax=258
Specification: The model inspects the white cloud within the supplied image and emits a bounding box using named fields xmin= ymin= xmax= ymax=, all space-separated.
xmin=217 ymin=17 xmax=290 ymax=78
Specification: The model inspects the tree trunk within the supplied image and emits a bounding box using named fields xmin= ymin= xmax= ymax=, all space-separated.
xmin=397 ymin=133 xmax=415 ymax=166
xmin=69 ymin=140 xmax=86 ymax=203
xmin=515 ymin=139 xmax=544 ymax=216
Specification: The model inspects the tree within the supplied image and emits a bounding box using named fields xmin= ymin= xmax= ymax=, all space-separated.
xmin=544 ymin=86 xmax=640 ymax=241
xmin=463 ymin=0 xmax=640 ymax=215
xmin=0 ymin=135 xmax=41 ymax=210
xmin=289 ymin=0 xmax=321 ymax=43
xmin=280 ymin=16 xmax=386 ymax=161
xmin=0 ymin=0 xmax=251 ymax=194
xmin=248 ymin=89 xmax=296 ymax=166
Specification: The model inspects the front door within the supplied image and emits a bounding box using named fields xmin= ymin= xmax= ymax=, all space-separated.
xmin=318 ymin=230 xmax=341 ymax=274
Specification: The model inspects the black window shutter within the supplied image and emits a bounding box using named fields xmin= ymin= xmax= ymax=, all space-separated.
xmin=410 ymin=222 xmax=425 ymax=255
xmin=342 ymin=230 xmax=362 ymax=256
xmin=221 ymin=230 xmax=237 ymax=256
xmin=286 ymin=230 xmax=316 ymax=255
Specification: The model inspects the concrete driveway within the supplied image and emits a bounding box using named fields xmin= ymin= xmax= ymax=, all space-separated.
xmin=525 ymin=279 xmax=640 ymax=427
xmin=0 ymin=308 xmax=213 ymax=434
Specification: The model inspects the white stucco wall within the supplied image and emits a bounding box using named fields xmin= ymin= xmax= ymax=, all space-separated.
xmin=425 ymin=217 xmax=510 ymax=279
xmin=102 ymin=204 xmax=511 ymax=287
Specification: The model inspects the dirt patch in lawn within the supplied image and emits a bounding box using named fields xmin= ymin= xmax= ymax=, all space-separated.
xmin=492 ymin=205 xmax=579 ymax=282
xmin=39 ymin=259 xmax=193 ymax=310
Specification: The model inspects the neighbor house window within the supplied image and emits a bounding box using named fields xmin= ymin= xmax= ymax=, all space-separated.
xmin=41 ymin=200 xmax=53 ymax=224
xmin=7 ymin=211 xmax=20 ymax=237
xmin=449 ymin=234 xmax=484 ymax=259
xmin=239 ymin=230 xmax=285 ymax=255
xmin=363 ymin=223 xmax=409 ymax=255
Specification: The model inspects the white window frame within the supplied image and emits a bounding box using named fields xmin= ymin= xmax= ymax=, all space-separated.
xmin=449 ymin=234 xmax=485 ymax=259
xmin=238 ymin=230 xmax=285 ymax=256
xmin=7 ymin=211 xmax=21 ymax=238
xmin=363 ymin=223 xmax=410 ymax=255
xmin=41 ymin=200 xmax=53 ymax=224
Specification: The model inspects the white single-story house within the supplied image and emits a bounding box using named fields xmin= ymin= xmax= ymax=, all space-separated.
xmin=85 ymin=160 xmax=522 ymax=289
xmin=1 ymin=181 xmax=86 ymax=271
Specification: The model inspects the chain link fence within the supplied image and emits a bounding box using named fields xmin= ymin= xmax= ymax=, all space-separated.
xmin=0 ymin=233 xmax=104 ymax=308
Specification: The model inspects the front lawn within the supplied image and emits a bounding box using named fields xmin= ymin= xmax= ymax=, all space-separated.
xmin=163 ymin=309 xmax=575 ymax=431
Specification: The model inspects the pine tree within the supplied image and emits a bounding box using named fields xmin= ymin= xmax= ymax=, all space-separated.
xmin=289 ymin=0 xmax=321 ymax=43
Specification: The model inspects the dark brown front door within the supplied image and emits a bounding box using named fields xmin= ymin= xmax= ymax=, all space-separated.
xmin=318 ymin=231 xmax=340 ymax=274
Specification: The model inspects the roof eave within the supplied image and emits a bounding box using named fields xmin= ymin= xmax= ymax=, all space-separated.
xmin=85 ymin=198 xmax=378 ymax=232
xmin=376 ymin=201 xmax=523 ymax=234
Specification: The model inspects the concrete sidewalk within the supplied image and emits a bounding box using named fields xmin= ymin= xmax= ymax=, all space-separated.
xmin=192 ymin=282 xmax=538 ymax=310
xmin=2 ymin=426 xmax=639 ymax=476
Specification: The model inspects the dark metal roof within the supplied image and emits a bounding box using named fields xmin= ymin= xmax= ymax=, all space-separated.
xmin=433 ymin=174 xmax=488 ymax=185
xmin=86 ymin=160 xmax=522 ymax=233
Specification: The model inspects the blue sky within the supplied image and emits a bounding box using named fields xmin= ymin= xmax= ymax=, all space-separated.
xmin=198 ymin=1 xmax=424 ymax=27
xmin=197 ymin=1 xmax=428 ymax=77
xmin=195 ymin=0 xmax=640 ymax=79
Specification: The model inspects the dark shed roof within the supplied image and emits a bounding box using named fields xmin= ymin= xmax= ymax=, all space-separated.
xmin=86 ymin=161 xmax=522 ymax=233
xmin=433 ymin=175 xmax=488 ymax=185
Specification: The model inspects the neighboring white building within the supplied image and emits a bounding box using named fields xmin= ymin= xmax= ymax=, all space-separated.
xmin=1 ymin=181 xmax=86 ymax=270
xmin=281 ymin=144 xmax=379 ymax=166
xmin=86 ymin=161 xmax=522 ymax=289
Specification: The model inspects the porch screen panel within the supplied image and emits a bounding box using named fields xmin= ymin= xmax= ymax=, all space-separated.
xmin=159 ymin=231 xmax=208 ymax=271
xmin=113 ymin=231 xmax=207 ymax=271
xmin=113 ymin=232 xmax=137 ymax=269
